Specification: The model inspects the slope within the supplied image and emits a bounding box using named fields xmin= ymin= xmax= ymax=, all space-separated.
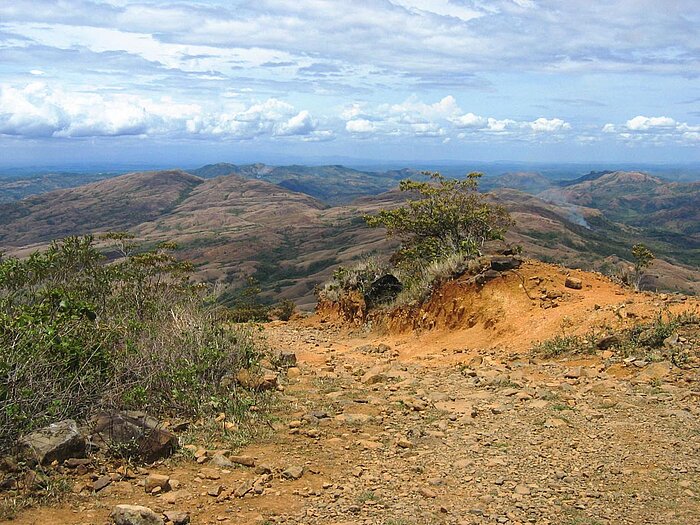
xmin=0 ymin=170 xmax=203 ymax=247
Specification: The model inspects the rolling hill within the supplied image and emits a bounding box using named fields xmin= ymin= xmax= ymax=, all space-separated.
xmin=1 ymin=166 xmax=698 ymax=308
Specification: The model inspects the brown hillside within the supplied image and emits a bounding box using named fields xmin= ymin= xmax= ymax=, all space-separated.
xmin=317 ymin=259 xmax=700 ymax=362
xmin=0 ymin=170 xmax=202 ymax=246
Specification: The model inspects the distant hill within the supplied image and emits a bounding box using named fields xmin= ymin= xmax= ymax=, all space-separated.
xmin=0 ymin=171 xmax=119 ymax=202
xmin=1 ymin=167 xmax=699 ymax=306
xmin=540 ymin=171 xmax=700 ymax=247
xmin=558 ymin=170 xmax=614 ymax=187
xmin=0 ymin=170 xmax=202 ymax=246
xmin=482 ymin=171 xmax=554 ymax=194
xmin=190 ymin=163 xmax=422 ymax=205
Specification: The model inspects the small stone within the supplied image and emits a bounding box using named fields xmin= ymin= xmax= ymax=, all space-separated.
xmin=93 ymin=475 xmax=112 ymax=492
xmin=544 ymin=418 xmax=568 ymax=428
xmin=229 ymin=455 xmax=255 ymax=467
xmin=210 ymin=454 xmax=234 ymax=468
xmin=163 ymin=510 xmax=190 ymax=525
xmin=207 ymin=484 xmax=224 ymax=497
xmin=254 ymin=464 xmax=273 ymax=475
xmin=144 ymin=474 xmax=170 ymax=494
xmin=234 ymin=479 xmax=254 ymax=498
xmin=419 ymin=487 xmax=437 ymax=498
xmin=110 ymin=504 xmax=163 ymax=525
xmin=282 ymin=466 xmax=304 ymax=480
xmin=397 ymin=438 xmax=413 ymax=449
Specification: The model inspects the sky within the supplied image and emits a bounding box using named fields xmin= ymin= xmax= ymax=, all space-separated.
xmin=0 ymin=0 xmax=699 ymax=167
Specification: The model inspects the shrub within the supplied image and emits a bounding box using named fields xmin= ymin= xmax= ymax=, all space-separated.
xmin=272 ymin=299 xmax=296 ymax=321
xmin=364 ymin=171 xmax=513 ymax=265
xmin=393 ymin=251 xmax=482 ymax=305
xmin=532 ymin=334 xmax=597 ymax=358
xmin=0 ymin=236 xmax=263 ymax=452
xmin=224 ymin=277 xmax=270 ymax=323
xmin=317 ymin=256 xmax=392 ymax=303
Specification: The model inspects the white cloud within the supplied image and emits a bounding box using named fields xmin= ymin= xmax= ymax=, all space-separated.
xmin=530 ymin=117 xmax=571 ymax=132
xmin=346 ymin=119 xmax=376 ymax=133
xmin=275 ymin=110 xmax=315 ymax=136
xmin=625 ymin=115 xmax=676 ymax=131
xmin=450 ymin=112 xmax=487 ymax=128
xmin=601 ymin=114 xmax=700 ymax=145
xmin=0 ymin=83 xmax=325 ymax=141
xmin=341 ymin=95 xmax=571 ymax=140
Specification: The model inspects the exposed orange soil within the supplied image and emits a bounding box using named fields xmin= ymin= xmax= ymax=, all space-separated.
xmin=7 ymin=261 xmax=700 ymax=525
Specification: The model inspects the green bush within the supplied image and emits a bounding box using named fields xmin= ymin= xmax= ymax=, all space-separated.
xmin=320 ymin=172 xmax=513 ymax=310
xmin=364 ymin=171 xmax=513 ymax=265
xmin=0 ymin=236 xmax=262 ymax=452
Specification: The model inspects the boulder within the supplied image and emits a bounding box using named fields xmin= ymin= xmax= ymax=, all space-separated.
xmin=489 ymin=256 xmax=522 ymax=272
xmin=18 ymin=419 xmax=85 ymax=465
xmin=365 ymin=274 xmax=403 ymax=307
xmin=565 ymin=276 xmax=583 ymax=290
xmin=91 ymin=412 xmax=178 ymax=462
xmin=110 ymin=504 xmax=163 ymax=525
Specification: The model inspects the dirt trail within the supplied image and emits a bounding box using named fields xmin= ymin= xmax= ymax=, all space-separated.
xmin=9 ymin=267 xmax=700 ymax=525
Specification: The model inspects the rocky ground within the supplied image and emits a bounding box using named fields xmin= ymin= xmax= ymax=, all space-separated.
xmin=9 ymin=313 xmax=700 ymax=525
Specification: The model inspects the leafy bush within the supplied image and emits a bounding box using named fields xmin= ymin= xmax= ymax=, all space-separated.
xmin=0 ymin=236 xmax=262 ymax=452
xmin=364 ymin=172 xmax=513 ymax=265
xmin=271 ymin=299 xmax=296 ymax=321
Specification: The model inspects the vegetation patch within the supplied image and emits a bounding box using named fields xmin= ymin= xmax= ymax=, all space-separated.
xmin=0 ymin=235 xmax=266 ymax=453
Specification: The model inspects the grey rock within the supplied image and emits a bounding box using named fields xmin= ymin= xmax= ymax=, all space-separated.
xmin=490 ymin=256 xmax=522 ymax=272
xmin=19 ymin=419 xmax=85 ymax=465
xmin=91 ymin=411 xmax=178 ymax=462
xmin=110 ymin=504 xmax=163 ymax=525
xmin=282 ymin=465 xmax=304 ymax=480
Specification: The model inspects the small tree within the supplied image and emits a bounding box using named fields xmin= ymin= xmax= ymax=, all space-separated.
xmin=631 ymin=243 xmax=654 ymax=291
xmin=364 ymin=171 xmax=513 ymax=265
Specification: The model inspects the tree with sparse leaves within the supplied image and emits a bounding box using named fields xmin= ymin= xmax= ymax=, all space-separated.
xmin=364 ymin=171 xmax=513 ymax=265
xmin=631 ymin=243 xmax=655 ymax=290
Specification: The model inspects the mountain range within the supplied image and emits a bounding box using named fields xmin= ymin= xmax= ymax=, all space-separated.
xmin=1 ymin=163 xmax=698 ymax=307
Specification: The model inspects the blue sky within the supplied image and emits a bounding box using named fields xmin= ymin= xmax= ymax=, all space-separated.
xmin=0 ymin=0 xmax=699 ymax=166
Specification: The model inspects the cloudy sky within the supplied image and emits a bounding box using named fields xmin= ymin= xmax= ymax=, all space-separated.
xmin=0 ymin=0 xmax=699 ymax=166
